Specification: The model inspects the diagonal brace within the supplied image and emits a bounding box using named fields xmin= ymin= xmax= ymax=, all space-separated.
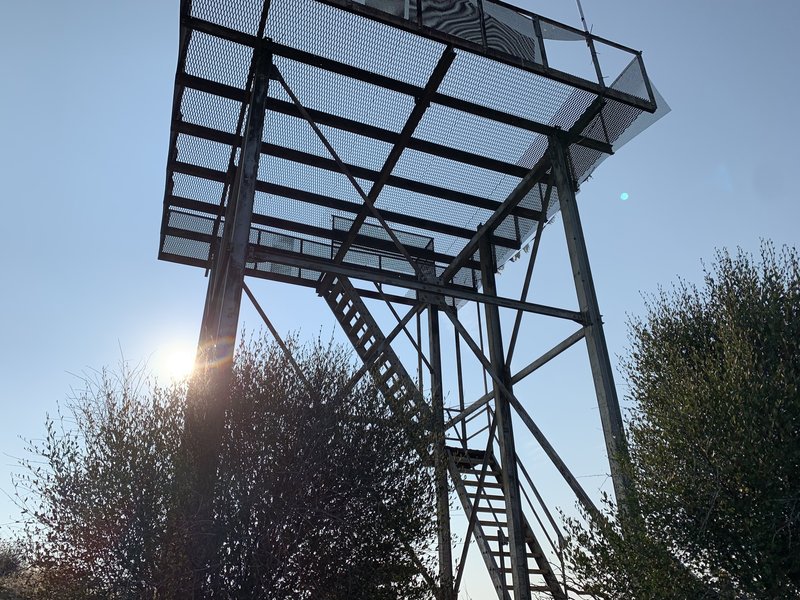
xmin=505 ymin=181 xmax=552 ymax=366
xmin=324 ymin=45 xmax=456 ymax=284
xmin=243 ymin=282 xmax=313 ymax=393
xmin=271 ymin=65 xmax=426 ymax=280
xmin=373 ymin=283 xmax=434 ymax=373
xmin=442 ymin=305 xmax=602 ymax=521
xmin=440 ymin=154 xmax=551 ymax=284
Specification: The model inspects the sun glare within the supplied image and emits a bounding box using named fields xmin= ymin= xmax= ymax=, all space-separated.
xmin=154 ymin=342 xmax=197 ymax=382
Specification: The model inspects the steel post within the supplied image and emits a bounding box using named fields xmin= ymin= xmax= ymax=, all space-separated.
xmin=478 ymin=233 xmax=531 ymax=600
xmin=180 ymin=44 xmax=272 ymax=596
xmin=428 ymin=304 xmax=454 ymax=600
xmin=548 ymin=135 xmax=632 ymax=510
xmin=199 ymin=50 xmax=271 ymax=368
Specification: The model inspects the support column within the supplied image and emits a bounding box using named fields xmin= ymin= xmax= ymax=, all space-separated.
xmin=179 ymin=45 xmax=272 ymax=596
xmin=199 ymin=46 xmax=272 ymax=368
xmin=478 ymin=233 xmax=531 ymax=600
xmin=428 ymin=305 xmax=454 ymax=600
xmin=548 ymin=135 xmax=632 ymax=511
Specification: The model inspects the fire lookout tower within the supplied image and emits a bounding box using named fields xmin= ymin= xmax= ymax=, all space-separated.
xmin=159 ymin=0 xmax=664 ymax=597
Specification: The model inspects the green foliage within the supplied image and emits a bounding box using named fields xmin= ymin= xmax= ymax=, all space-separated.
xmin=12 ymin=336 xmax=436 ymax=599
xmin=208 ymin=336 xmax=436 ymax=599
xmin=13 ymin=364 xmax=185 ymax=599
xmin=565 ymin=243 xmax=800 ymax=599
xmin=0 ymin=540 xmax=29 ymax=600
xmin=0 ymin=541 xmax=23 ymax=580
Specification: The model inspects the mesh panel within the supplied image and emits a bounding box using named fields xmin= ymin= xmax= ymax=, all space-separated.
xmin=184 ymin=32 xmax=253 ymax=89
xmin=483 ymin=2 xmax=540 ymax=64
xmin=176 ymin=134 xmax=235 ymax=173
xmin=190 ymin=0 xmax=264 ymax=36
xmin=266 ymin=0 xmax=444 ymax=86
xmin=421 ymin=0 xmax=483 ymax=47
xmin=161 ymin=0 xmax=658 ymax=292
xmin=606 ymin=55 xmax=650 ymax=102
xmin=439 ymin=50 xmax=576 ymax=126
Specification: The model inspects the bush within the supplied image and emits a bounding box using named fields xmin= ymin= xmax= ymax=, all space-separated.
xmin=13 ymin=336 xmax=436 ymax=599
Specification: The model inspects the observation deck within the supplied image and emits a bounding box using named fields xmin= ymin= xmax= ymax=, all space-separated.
xmin=159 ymin=0 xmax=661 ymax=296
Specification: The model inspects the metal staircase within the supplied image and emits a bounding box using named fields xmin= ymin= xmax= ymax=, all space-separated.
xmin=448 ymin=447 xmax=567 ymax=599
xmin=322 ymin=275 xmax=426 ymax=425
xmin=323 ymin=274 xmax=566 ymax=600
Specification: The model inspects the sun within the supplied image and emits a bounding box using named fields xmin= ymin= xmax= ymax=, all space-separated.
xmin=154 ymin=341 xmax=197 ymax=382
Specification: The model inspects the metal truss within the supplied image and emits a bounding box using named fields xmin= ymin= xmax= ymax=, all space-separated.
xmin=189 ymin=57 xmax=626 ymax=597
xmin=161 ymin=1 xmax=658 ymax=596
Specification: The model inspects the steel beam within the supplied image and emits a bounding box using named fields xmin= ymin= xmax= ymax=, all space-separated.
xmin=171 ymin=148 xmax=541 ymax=224
xmin=428 ymin=305 xmax=454 ymax=600
xmin=181 ymin=16 xmax=617 ymax=155
xmin=172 ymin=152 xmax=542 ymax=221
xmin=197 ymin=49 xmax=270 ymax=364
xmin=478 ymin=234 xmax=531 ymax=600
xmin=169 ymin=186 xmax=520 ymax=251
xmin=325 ymin=46 xmax=455 ymax=284
xmin=182 ymin=14 xmax=653 ymax=116
xmin=443 ymin=308 xmax=600 ymax=521
xmin=548 ymin=135 xmax=632 ymax=510
xmin=177 ymin=72 xmax=531 ymax=179
xmin=271 ymin=66 xmax=430 ymax=280
xmin=231 ymin=245 xmax=584 ymax=322
xmin=184 ymin=43 xmax=272 ymax=597
xmin=441 ymin=155 xmax=550 ymax=284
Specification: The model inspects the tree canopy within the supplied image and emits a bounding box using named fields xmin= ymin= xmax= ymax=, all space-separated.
xmin=11 ymin=336 xmax=436 ymax=599
xmin=566 ymin=243 xmax=800 ymax=599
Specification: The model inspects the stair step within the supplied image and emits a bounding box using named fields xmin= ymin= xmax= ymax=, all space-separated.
xmin=347 ymin=317 xmax=367 ymax=337
xmin=447 ymin=446 xmax=488 ymax=458
xmin=492 ymin=549 xmax=544 ymax=562
xmin=452 ymin=454 xmax=494 ymax=465
xmin=478 ymin=520 xmax=508 ymax=528
xmin=473 ymin=505 xmax=506 ymax=513
xmin=334 ymin=294 xmax=351 ymax=314
xmin=466 ymin=492 xmax=506 ymax=501
xmin=461 ymin=480 xmax=503 ymax=489
xmin=499 ymin=567 xmax=547 ymax=575
xmin=376 ymin=366 xmax=396 ymax=384
xmin=458 ymin=467 xmax=502 ymax=479
xmin=354 ymin=334 xmax=375 ymax=351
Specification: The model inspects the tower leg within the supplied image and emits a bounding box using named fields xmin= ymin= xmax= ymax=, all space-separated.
xmin=478 ymin=234 xmax=531 ymax=600
xmin=548 ymin=136 xmax=632 ymax=511
xmin=428 ymin=305 xmax=454 ymax=600
xmin=178 ymin=45 xmax=272 ymax=597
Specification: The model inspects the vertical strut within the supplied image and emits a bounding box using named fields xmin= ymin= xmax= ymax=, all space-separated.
xmin=198 ymin=47 xmax=272 ymax=368
xmin=478 ymin=233 xmax=531 ymax=600
xmin=548 ymin=135 xmax=632 ymax=510
xmin=428 ymin=304 xmax=454 ymax=600
xmin=182 ymin=43 xmax=272 ymax=594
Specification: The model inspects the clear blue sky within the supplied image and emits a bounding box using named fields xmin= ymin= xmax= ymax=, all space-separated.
xmin=1 ymin=0 xmax=799 ymax=595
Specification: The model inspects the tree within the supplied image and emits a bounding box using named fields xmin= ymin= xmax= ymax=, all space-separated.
xmin=12 ymin=336 xmax=436 ymax=599
xmin=565 ymin=243 xmax=800 ymax=599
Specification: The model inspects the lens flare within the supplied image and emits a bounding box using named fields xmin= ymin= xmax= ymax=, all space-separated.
xmin=620 ymin=192 xmax=630 ymax=201
xmin=154 ymin=342 xmax=197 ymax=382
